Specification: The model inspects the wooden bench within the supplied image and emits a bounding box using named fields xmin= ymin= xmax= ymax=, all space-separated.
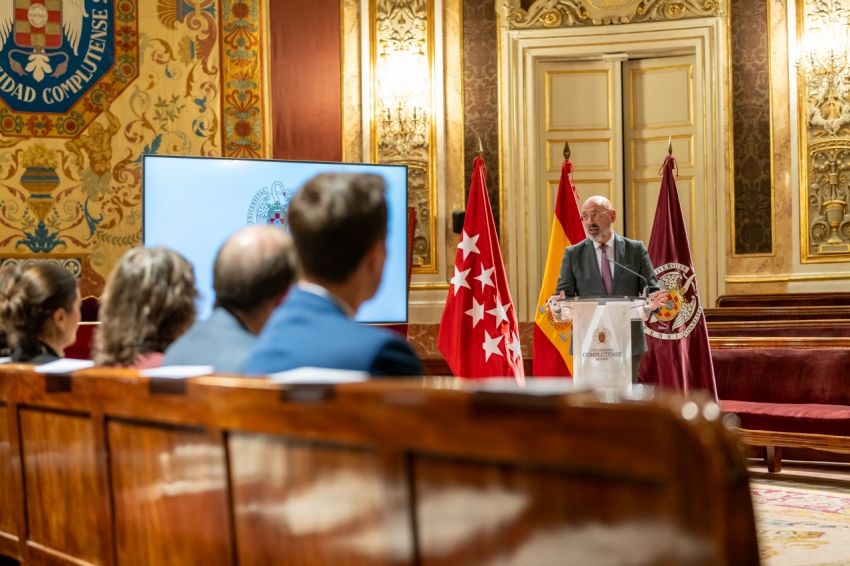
xmin=706 ymin=319 xmax=850 ymax=338
xmin=0 ymin=366 xmax=758 ymax=565
xmin=713 ymin=337 xmax=850 ymax=472
xmin=704 ymin=306 xmax=850 ymax=323
xmin=716 ymin=293 xmax=850 ymax=308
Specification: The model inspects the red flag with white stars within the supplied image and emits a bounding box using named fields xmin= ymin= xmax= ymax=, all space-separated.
xmin=438 ymin=157 xmax=525 ymax=383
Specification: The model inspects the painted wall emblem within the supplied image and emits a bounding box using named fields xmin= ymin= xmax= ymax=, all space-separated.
xmin=0 ymin=0 xmax=138 ymax=136
xmin=247 ymin=181 xmax=294 ymax=227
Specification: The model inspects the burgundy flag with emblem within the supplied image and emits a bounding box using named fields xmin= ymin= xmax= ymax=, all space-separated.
xmin=438 ymin=156 xmax=524 ymax=383
xmin=638 ymin=155 xmax=717 ymax=398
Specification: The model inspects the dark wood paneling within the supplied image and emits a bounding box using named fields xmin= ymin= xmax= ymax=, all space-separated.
xmin=19 ymin=409 xmax=103 ymax=565
xmin=270 ymin=0 xmax=342 ymax=161
xmin=716 ymin=292 xmax=850 ymax=308
xmin=0 ymin=404 xmax=19 ymax=558
xmin=229 ymin=433 xmax=412 ymax=565
xmin=0 ymin=405 xmax=16 ymax=538
xmin=413 ymin=457 xmax=714 ymax=566
xmin=705 ymin=306 xmax=850 ymax=322
xmin=108 ymin=421 xmax=232 ymax=566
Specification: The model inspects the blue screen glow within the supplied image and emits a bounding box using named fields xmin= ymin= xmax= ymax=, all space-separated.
xmin=142 ymin=156 xmax=408 ymax=323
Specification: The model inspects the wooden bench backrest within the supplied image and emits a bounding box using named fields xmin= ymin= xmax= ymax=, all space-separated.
xmin=716 ymin=293 xmax=850 ymax=308
xmin=0 ymin=367 xmax=759 ymax=566
xmin=705 ymin=306 xmax=850 ymax=323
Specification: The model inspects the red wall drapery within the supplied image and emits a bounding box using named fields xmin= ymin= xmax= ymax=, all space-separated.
xmin=269 ymin=0 xmax=343 ymax=161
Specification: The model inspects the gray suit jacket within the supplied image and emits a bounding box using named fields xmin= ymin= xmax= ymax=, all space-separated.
xmin=555 ymin=234 xmax=659 ymax=355
xmin=163 ymin=307 xmax=257 ymax=374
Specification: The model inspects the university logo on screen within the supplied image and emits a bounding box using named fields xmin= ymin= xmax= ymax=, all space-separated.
xmin=247 ymin=182 xmax=294 ymax=227
xmin=0 ymin=0 xmax=136 ymax=137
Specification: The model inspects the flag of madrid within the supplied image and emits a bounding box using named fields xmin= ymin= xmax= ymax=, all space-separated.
xmin=438 ymin=156 xmax=525 ymax=383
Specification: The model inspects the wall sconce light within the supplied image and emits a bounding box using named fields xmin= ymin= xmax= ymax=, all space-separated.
xmin=377 ymin=46 xmax=429 ymax=158
xmin=380 ymin=93 xmax=427 ymax=157
xmin=797 ymin=27 xmax=850 ymax=136
xmin=371 ymin=0 xmax=436 ymax=272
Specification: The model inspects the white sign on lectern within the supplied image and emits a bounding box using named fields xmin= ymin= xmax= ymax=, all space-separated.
xmin=550 ymin=297 xmax=648 ymax=390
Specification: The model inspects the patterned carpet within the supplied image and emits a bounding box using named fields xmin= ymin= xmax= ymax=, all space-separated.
xmin=753 ymin=479 xmax=850 ymax=566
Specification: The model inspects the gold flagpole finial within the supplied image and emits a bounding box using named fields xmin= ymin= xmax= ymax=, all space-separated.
xmin=476 ymin=135 xmax=484 ymax=157
xmin=563 ymin=139 xmax=571 ymax=160
xmin=667 ymin=135 xmax=673 ymax=156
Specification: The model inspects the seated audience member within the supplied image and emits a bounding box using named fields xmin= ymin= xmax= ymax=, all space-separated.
xmin=94 ymin=247 xmax=196 ymax=369
xmin=244 ymin=173 xmax=422 ymax=377
xmin=163 ymin=226 xmax=298 ymax=372
xmin=0 ymin=263 xmax=81 ymax=363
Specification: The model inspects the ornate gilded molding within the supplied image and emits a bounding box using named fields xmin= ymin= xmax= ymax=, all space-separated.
xmin=371 ymin=0 xmax=436 ymax=272
xmin=798 ymin=0 xmax=850 ymax=261
xmin=221 ymin=0 xmax=271 ymax=158
xmin=499 ymin=0 xmax=720 ymax=29
xmin=807 ymin=139 xmax=850 ymax=253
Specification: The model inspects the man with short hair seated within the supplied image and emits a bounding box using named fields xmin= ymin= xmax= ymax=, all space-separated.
xmin=163 ymin=226 xmax=297 ymax=373
xmin=244 ymin=173 xmax=422 ymax=377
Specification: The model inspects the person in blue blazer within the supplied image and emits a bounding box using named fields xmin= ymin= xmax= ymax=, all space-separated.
xmin=163 ymin=226 xmax=297 ymax=373
xmin=243 ymin=173 xmax=422 ymax=377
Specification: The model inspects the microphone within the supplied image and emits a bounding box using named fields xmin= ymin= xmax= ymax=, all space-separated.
xmin=602 ymin=253 xmax=657 ymax=296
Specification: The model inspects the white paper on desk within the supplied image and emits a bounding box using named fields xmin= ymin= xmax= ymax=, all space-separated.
xmin=35 ymin=359 xmax=95 ymax=373
xmin=140 ymin=365 xmax=215 ymax=379
xmin=472 ymin=378 xmax=585 ymax=396
xmin=270 ymin=367 xmax=369 ymax=384
xmin=0 ymin=357 xmax=11 ymax=364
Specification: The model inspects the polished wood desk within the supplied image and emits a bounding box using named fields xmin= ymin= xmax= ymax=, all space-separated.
xmin=0 ymin=367 xmax=758 ymax=565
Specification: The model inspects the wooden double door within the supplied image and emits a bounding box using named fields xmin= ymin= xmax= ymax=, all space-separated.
xmin=537 ymin=54 xmax=708 ymax=291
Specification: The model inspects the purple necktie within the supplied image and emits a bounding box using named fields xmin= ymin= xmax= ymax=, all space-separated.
xmin=600 ymin=243 xmax=613 ymax=295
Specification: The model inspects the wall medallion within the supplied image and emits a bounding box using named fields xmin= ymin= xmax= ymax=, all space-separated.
xmin=0 ymin=0 xmax=139 ymax=138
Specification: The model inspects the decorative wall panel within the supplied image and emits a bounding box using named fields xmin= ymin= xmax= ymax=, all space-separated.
xmin=797 ymin=0 xmax=850 ymax=261
xmin=500 ymin=0 xmax=720 ymax=29
xmin=0 ymin=0 xmax=271 ymax=294
xmin=371 ymin=0 xmax=437 ymax=271
xmin=730 ymin=0 xmax=774 ymax=255
xmin=462 ymin=0 xmax=500 ymax=230
xmin=221 ymin=0 xmax=269 ymax=159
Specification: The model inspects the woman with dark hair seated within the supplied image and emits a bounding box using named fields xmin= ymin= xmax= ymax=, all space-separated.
xmin=94 ymin=247 xmax=197 ymax=369
xmin=0 ymin=263 xmax=82 ymax=363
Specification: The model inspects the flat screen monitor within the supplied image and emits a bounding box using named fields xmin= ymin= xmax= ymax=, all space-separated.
xmin=142 ymin=156 xmax=408 ymax=323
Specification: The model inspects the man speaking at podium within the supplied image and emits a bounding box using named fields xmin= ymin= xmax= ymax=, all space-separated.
xmin=555 ymin=196 xmax=666 ymax=380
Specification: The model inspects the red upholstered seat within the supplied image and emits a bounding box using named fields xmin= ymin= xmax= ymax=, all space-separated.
xmin=714 ymin=348 xmax=850 ymax=405
xmin=720 ymin=400 xmax=850 ymax=437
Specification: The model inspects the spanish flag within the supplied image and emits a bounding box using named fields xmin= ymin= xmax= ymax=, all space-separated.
xmin=532 ymin=159 xmax=586 ymax=377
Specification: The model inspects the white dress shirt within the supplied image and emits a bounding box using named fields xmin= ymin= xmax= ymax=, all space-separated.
xmin=592 ymin=232 xmax=616 ymax=279
xmin=298 ymin=282 xmax=356 ymax=319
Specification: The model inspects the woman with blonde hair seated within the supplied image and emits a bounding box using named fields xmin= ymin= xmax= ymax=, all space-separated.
xmin=0 ymin=262 xmax=81 ymax=363
xmin=94 ymin=247 xmax=197 ymax=369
